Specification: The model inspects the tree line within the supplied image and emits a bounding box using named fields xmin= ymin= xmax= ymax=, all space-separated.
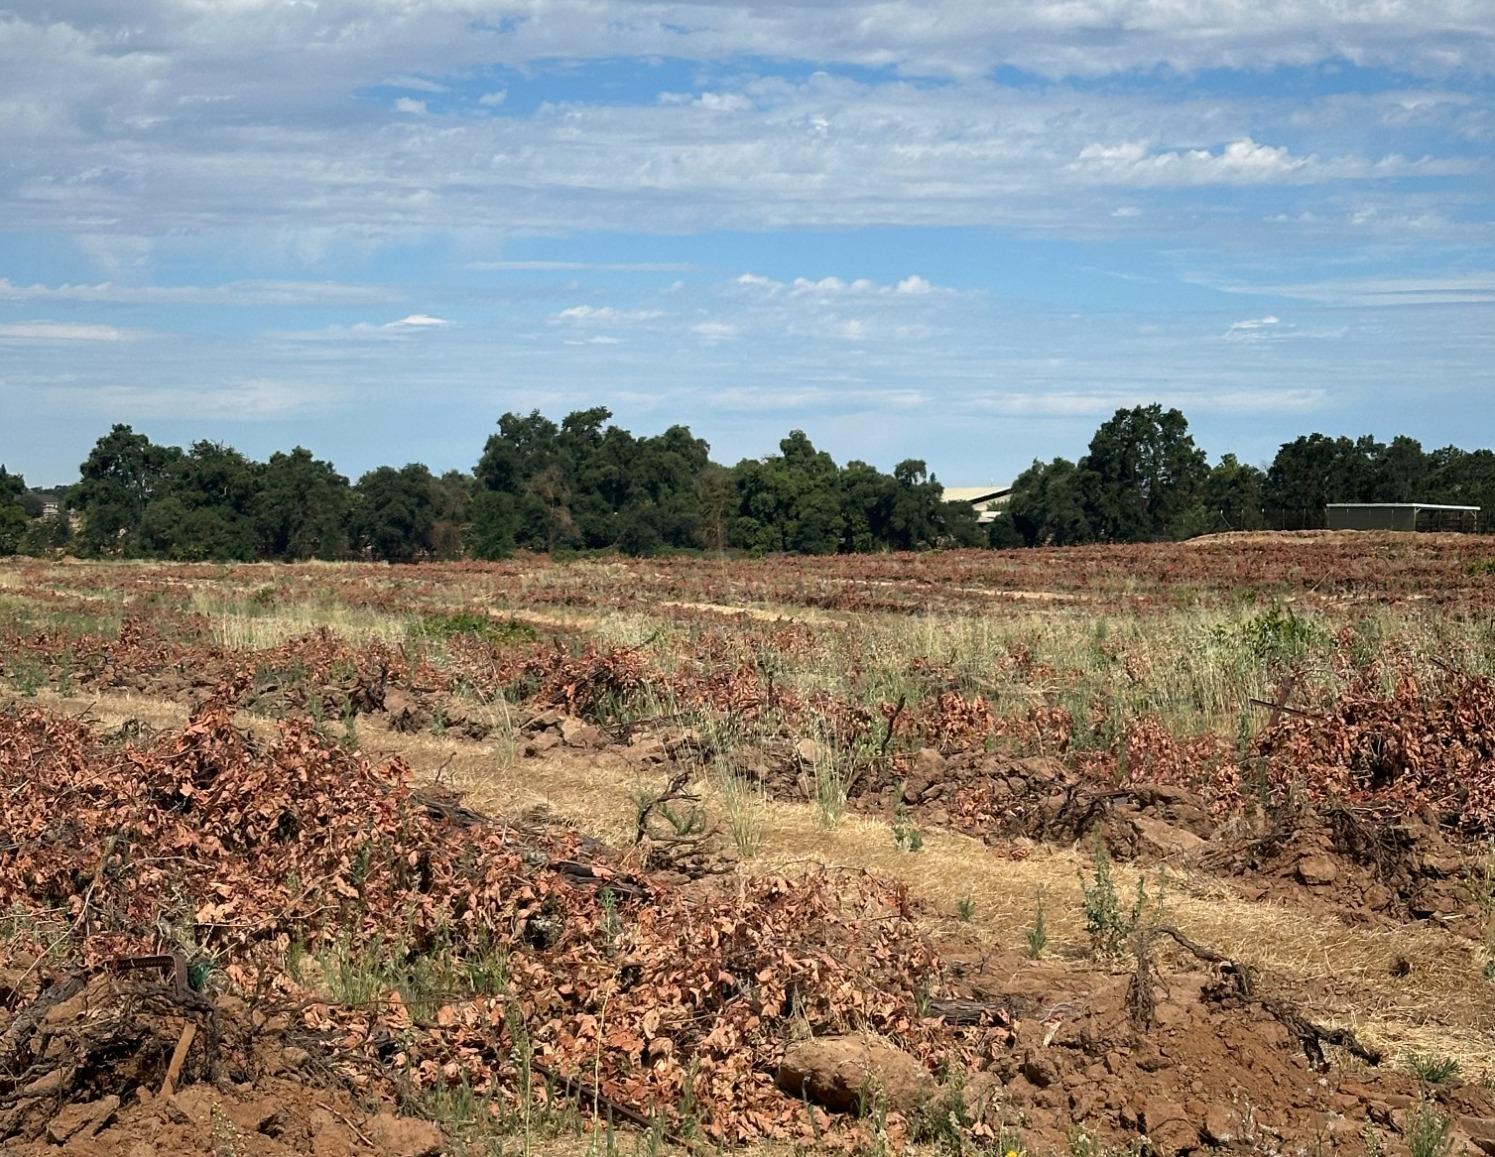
xmin=3 ymin=405 xmax=1493 ymax=561
xmin=1004 ymin=406 xmax=1495 ymax=546
xmin=0 ymin=411 xmax=983 ymax=562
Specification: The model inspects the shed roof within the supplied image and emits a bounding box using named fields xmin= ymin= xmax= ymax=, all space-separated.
xmin=1325 ymin=502 xmax=1479 ymax=511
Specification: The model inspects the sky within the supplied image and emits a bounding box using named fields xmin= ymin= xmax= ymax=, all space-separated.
xmin=2 ymin=2 xmax=1494 ymax=487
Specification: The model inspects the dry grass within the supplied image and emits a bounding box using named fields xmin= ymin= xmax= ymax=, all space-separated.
xmin=197 ymin=603 xmax=415 ymax=650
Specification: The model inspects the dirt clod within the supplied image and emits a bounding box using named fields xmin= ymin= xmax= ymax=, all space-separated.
xmin=365 ymin=1112 xmax=444 ymax=1157
xmin=44 ymin=1096 xmax=118 ymax=1144
xmin=776 ymin=1036 xmax=936 ymax=1115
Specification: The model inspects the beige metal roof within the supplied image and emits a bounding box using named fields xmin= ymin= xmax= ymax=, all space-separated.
xmin=942 ymin=485 xmax=1012 ymax=504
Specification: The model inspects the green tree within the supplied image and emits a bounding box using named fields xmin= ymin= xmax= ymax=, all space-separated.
xmin=465 ymin=490 xmax=520 ymax=559
xmin=137 ymin=441 xmax=262 ymax=560
xmin=352 ymin=464 xmax=439 ymax=563
xmin=428 ymin=470 xmax=474 ymax=560
xmin=18 ymin=511 xmax=73 ymax=556
xmin=474 ymin=410 xmax=574 ymax=551
xmin=72 ymin=425 xmax=181 ymax=555
xmin=730 ymin=431 xmax=845 ymax=555
xmin=1369 ymin=435 xmax=1429 ymax=502
xmin=937 ymin=499 xmax=986 ymax=547
xmin=888 ymin=459 xmax=946 ymax=549
xmin=1265 ymin=433 xmax=1378 ymax=522
xmin=1190 ymin=453 xmax=1267 ymax=535
xmin=1081 ymin=405 xmax=1208 ymax=541
xmin=0 ymin=467 xmax=28 ymax=555
xmin=839 ymin=461 xmax=897 ymax=552
xmin=1006 ymin=457 xmax=1096 ymax=546
xmin=253 ymin=448 xmax=351 ymax=560
xmin=694 ymin=462 xmax=738 ymax=552
xmin=1428 ymin=447 xmax=1495 ymax=517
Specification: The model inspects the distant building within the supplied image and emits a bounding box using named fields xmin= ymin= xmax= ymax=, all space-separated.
xmin=942 ymin=485 xmax=1013 ymax=525
xmin=1325 ymin=503 xmax=1479 ymax=532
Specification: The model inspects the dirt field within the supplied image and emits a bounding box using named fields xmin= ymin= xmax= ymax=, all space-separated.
xmin=5 ymin=534 xmax=1495 ymax=1157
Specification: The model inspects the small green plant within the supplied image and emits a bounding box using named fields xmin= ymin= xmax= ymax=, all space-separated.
xmin=1405 ymin=1100 xmax=1453 ymax=1157
xmin=210 ymin=1102 xmax=240 ymax=1157
xmin=1213 ymin=604 xmax=1327 ymax=666
xmin=1079 ymin=840 xmax=1152 ymax=961
xmin=600 ymin=887 xmax=621 ymax=954
xmin=1405 ymin=1053 xmax=1460 ymax=1084
xmin=717 ymin=771 xmax=763 ymax=858
xmin=10 ymin=658 xmax=43 ymax=697
xmin=956 ymin=893 xmax=976 ymax=922
xmin=892 ymin=795 xmax=924 ymax=852
xmin=912 ymin=1073 xmax=974 ymax=1150
xmin=1026 ymin=886 xmax=1048 ymax=959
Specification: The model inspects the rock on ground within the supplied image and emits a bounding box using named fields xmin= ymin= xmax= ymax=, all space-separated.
xmin=776 ymin=1035 xmax=936 ymax=1116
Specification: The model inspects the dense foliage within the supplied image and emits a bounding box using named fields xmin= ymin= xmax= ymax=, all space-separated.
xmin=1005 ymin=406 xmax=1495 ymax=546
xmin=4 ymin=411 xmax=980 ymax=561
xmin=4 ymin=404 xmax=1493 ymax=559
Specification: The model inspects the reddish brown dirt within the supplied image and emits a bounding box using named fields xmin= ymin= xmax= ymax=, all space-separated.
xmin=937 ymin=944 xmax=1495 ymax=1157
xmin=0 ymin=970 xmax=442 ymax=1157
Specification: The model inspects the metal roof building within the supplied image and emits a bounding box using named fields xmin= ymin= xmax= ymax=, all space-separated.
xmin=942 ymin=485 xmax=1013 ymax=525
xmin=1325 ymin=503 xmax=1479 ymax=532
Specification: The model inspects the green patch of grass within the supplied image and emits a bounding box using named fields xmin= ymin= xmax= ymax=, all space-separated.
xmin=1405 ymin=1053 xmax=1460 ymax=1084
xmin=420 ymin=612 xmax=538 ymax=644
xmin=314 ymin=932 xmax=511 ymax=1023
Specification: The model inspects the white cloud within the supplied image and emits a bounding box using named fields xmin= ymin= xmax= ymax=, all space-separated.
xmin=967 ymin=387 xmax=1327 ymax=418
xmin=385 ymin=75 xmax=448 ymax=94
xmin=1211 ymin=273 xmax=1495 ymax=306
xmin=383 ymin=313 xmax=448 ymax=328
xmin=691 ymin=320 xmax=739 ymax=340
xmin=738 ymin=272 xmax=955 ymax=297
xmin=0 ymin=277 xmax=398 ymax=305
xmin=1223 ymin=315 xmax=1281 ymax=340
xmin=0 ymin=321 xmax=133 ymax=341
xmin=69 ymin=379 xmax=342 ymax=420
xmin=1073 ymin=138 xmax=1313 ymax=186
xmin=550 ymin=305 xmax=665 ymax=324
xmin=469 ymin=260 xmax=694 ymax=272
xmin=478 ymin=90 xmax=508 ymax=107
xmin=3 ymin=18 xmax=1471 ymax=246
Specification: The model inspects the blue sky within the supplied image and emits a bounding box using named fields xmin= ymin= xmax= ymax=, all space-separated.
xmin=2 ymin=2 xmax=1494 ymax=486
